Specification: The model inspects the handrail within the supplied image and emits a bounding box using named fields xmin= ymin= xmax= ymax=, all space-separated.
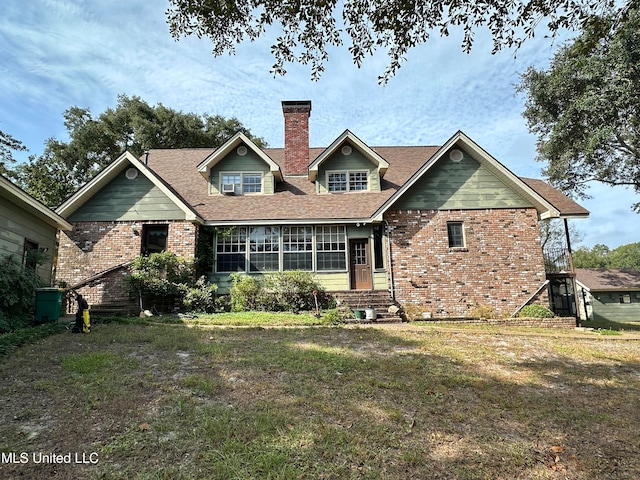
xmin=65 ymin=260 xmax=134 ymax=291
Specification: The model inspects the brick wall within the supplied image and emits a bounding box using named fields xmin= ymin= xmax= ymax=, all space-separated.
xmin=386 ymin=208 xmax=549 ymax=318
xmin=57 ymin=220 xmax=197 ymax=308
xmin=282 ymin=101 xmax=311 ymax=175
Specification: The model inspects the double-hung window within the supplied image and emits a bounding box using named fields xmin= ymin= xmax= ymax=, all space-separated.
xmin=327 ymin=170 xmax=368 ymax=192
xmin=316 ymin=226 xmax=347 ymax=270
xmin=447 ymin=222 xmax=465 ymax=248
xmin=221 ymin=173 xmax=262 ymax=194
xmin=283 ymin=226 xmax=313 ymax=270
xmin=249 ymin=227 xmax=280 ymax=272
xmin=216 ymin=227 xmax=247 ymax=272
xmin=243 ymin=174 xmax=262 ymax=193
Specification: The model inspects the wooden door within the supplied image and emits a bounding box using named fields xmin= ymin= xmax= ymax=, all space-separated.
xmin=350 ymin=239 xmax=372 ymax=290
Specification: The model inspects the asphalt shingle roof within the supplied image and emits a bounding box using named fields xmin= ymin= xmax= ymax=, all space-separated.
xmin=576 ymin=268 xmax=640 ymax=291
xmin=143 ymin=146 xmax=587 ymax=224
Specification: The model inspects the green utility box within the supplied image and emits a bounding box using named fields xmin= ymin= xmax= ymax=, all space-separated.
xmin=34 ymin=288 xmax=64 ymax=324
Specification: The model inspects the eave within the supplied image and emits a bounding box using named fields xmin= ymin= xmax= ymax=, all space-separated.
xmin=0 ymin=175 xmax=72 ymax=231
xmin=197 ymin=132 xmax=283 ymax=182
xmin=372 ymin=131 xmax=564 ymax=220
xmin=56 ymin=151 xmax=203 ymax=223
xmin=308 ymin=130 xmax=390 ymax=182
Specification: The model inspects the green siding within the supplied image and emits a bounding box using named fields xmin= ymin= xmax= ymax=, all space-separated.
xmin=210 ymin=152 xmax=275 ymax=194
xmin=394 ymin=151 xmax=531 ymax=210
xmin=317 ymin=149 xmax=380 ymax=193
xmin=591 ymin=291 xmax=640 ymax=322
xmin=68 ymin=169 xmax=186 ymax=221
xmin=0 ymin=195 xmax=58 ymax=284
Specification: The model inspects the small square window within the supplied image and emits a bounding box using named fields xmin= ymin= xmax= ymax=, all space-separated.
xmin=242 ymin=174 xmax=262 ymax=194
xmin=142 ymin=225 xmax=168 ymax=255
xmin=447 ymin=222 xmax=465 ymax=248
xmin=328 ymin=172 xmax=347 ymax=192
xmin=620 ymin=294 xmax=631 ymax=304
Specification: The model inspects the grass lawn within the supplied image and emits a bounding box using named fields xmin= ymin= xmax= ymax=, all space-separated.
xmin=1 ymin=316 xmax=639 ymax=479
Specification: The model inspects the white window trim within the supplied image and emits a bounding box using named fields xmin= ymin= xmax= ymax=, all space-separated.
xmin=215 ymin=225 xmax=349 ymax=273
xmin=219 ymin=172 xmax=264 ymax=195
xmin=447 ymin=221 xmax=467 ymax=250
xmin=325 ymin=169 xmax=369 ymax=193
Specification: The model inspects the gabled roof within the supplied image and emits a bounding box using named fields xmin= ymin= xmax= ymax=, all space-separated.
xmin=371 ymin=131 xmax=578 ymax=221
xmin=197 ymin=132 xmax=283 ymax=182
xmin=308 ymin=130 xmax=389 ymax=181
xmin=576 ymin=268 xmax=640 ymax=291
xmin=60 ymin=131 xmax=588 ymax=227
xmin=56 ymin=151 xmax=203 ymax=223
xmin=145 ymin=146 xmax=430 ymax=225
xmin=520 ymin=178 xmax=589 ymax=218
xmin=0 ymin=174 xmax=72 ymax=230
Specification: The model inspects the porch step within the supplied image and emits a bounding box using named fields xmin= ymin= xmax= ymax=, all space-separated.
xmin=330 ymin=290 xmax=403 ymax=322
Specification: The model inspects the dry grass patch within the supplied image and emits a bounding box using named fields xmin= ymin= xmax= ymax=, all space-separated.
xmin=0 ymin=321 xmax=639 ymax=479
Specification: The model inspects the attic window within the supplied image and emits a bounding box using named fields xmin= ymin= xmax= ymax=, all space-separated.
xmin=327 ymin=170 xmax=368 ymax=192
xmin=221 ymin=172 xmax=262 ymax=194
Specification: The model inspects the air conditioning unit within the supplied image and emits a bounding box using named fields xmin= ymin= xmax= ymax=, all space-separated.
xmin=222 ymin=183 xmax=236 ymax=194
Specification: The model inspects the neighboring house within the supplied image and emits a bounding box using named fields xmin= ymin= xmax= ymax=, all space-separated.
xmin=576 ymin=268 xmax=640 ymax=322
xmin=0 ymin=174 xmax=72 ymax=285
xmin=55 ymin=100 xmax=588 ymax=318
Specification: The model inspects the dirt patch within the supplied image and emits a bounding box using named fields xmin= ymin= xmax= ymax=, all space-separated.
xmin=1 ymin=322 xmax=640 ymax=479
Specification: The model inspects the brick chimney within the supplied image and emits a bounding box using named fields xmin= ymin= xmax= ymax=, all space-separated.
xmin=282 ymin=100 xmax=311 ymax=175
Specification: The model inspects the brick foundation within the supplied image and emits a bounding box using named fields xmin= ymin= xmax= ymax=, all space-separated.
xmin=57 ymin=220 xmax=197 ymax=309
xmin=386 ymin=208 xmax=549 ymax=318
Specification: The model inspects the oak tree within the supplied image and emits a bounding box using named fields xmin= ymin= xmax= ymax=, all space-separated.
xmin=166 ymin=0 xmax=628 ymax=82
xmin=13 ymin=95 xmax=264 ymax=207
xmin=519 ymin=6 xmax=640 ymax=211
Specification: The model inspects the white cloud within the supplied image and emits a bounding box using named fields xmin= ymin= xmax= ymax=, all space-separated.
xmin=1 ymin=0 xmax=637 ymax=247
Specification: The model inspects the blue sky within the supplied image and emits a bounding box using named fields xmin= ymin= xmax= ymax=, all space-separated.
xmin=1 ymin=0 xmax=638 ymax=249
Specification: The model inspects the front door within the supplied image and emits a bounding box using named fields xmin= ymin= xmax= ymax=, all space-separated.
xmin=350 ymin=239 xmax=372 ymax=290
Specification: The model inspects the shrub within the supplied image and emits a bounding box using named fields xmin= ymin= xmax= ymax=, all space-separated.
xmin=183 ymin=276 xmax=219 ymax=313
xmin=127 ymin=252 xmax=195 ymax=311
xmin=0 ymin=255 xmax=45 ymax=332
xmin=262 ymin=270 xmax=328 ymax=313
xmin=518 ymin=304 xmax=555 ymax=318
xmin=229 ymin=271 xmax=329 ymax=313
xmin=229 ymin=273 xmax=262 ymax=312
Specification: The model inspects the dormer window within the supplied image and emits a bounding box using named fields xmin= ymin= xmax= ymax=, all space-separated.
xmin=221 ymin=172 xmax=262 ymax=195
xmin=327 ymin=170 xmax=369 ymax=193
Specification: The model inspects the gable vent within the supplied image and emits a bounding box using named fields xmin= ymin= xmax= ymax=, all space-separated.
xmin=449 ymin=149 xmax=464 ymax=162
xmin=125 ymin=168 xmax=139 ymax=180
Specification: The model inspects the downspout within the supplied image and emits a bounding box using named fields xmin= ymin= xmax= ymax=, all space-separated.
xmin=384 ymin=220 xmax=395 ymax=300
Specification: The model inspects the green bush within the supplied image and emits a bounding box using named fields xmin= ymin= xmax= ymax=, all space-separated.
xmin=230 ymin=271 xmax=329 ymax=313
xmin=0 ymin=255 xmax=45 ymax=333
xmin=127 ymin=252 xmax=194 ymax=298
xmin=230 ymin=273 xmax=262 ymax=312
xmin=262 ymin=270 xmax=328 ymax=313
xmin=518 ymin=304 xmax=555 ymax=318
xmin=183 ymin=276 xmax=220 ymax=313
